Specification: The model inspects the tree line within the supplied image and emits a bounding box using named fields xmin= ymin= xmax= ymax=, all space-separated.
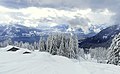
xmin=0 ymin=33 xmax=85 ymax=59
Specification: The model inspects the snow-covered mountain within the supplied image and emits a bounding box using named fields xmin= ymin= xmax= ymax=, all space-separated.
xmin=0 ymin=24 xmax=43 ymax=43
xmin=0 ymin=24 xmax=99 ymax=43
xmin=79 ymin=24 xmax=120 ymax=48
xmin=0 ymin=24 xmax=42 ymax=37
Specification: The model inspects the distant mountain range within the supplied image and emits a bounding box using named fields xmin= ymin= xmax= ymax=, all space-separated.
xmin=0 ymin=24 xmax=118 ymax=49
xmin=79 ymin=25 xmax=120 ymax=48
xmin=0 ymin=24 xmax=96 ymax=43
xmin=0 ymin=24 xmax=42 ymax=43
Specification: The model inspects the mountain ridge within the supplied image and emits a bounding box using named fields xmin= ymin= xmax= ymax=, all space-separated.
xmin=79 ymin=24 xmax=120 ymax=48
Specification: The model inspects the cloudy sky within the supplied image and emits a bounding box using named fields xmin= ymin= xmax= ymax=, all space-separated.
xmin=0 ymin=0 xmax=119 ymax=33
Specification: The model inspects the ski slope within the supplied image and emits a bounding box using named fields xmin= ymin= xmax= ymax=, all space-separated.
xmin=0 ymin=46 xmax=120 ymax=74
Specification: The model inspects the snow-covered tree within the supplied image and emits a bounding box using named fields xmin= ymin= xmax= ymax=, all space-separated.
xmin=28 ymin=43 xmax=35 ymax=51
xmin=14 ymin=41 xmax=19 ymax=47
xmin=107 ymin=33 xmax=120 ymax=65
xmin=57 ymin=37 xmax=64 ymax=55
xmin=39 ymin=37 xmax=46 ymax=51
xmin=7 ymin=38 xmax=13 ymax=45
xmin=33 ymin=42 xmax=39 ymax=50
xmin=46 ymin=34 xmax=53 ymax=52
xmin=78 ymin=48 xmax=85 ymax=59
xmin=89 ymin=47 xmax=107 ymax=63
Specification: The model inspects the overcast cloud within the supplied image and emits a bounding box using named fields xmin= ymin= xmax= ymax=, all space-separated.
xmin=0 ymin=0 xmax=119 ymax=33
xmin=0 ymin=0 xmax=119 ymax=10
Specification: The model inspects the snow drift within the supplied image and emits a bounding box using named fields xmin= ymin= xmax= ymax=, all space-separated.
xmin=0 ymin=46 xmax=120 ymax=74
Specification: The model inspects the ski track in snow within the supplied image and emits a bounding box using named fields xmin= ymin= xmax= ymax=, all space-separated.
xmin=0 ymin=46 xmax=120 ymax=74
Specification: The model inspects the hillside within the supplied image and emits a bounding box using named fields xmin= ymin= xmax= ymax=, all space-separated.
xmin=0 ymin=46 xmax=120 ymax=74
xmin=79 ymin=25 xmax=120 ymax=48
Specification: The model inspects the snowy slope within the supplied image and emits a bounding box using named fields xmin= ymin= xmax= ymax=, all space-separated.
xmin=0 ymin=46 xmax=120 ymax=74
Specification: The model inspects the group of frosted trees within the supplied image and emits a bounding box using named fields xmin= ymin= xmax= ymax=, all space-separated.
xmin=87 ymin=33 xmax=120 ymax=65
xmin=45 ymin=33 xmax=79 ymax=58
xmin=0 ymin=33 xmax=108 ymax=61
xmin=0 ymin=38 xmax=13 ymax=47
xmin=89 ymin=47 xmax=107 ymax=63
xmin=107 ymin=33 xmax=120 ymax=65
xmin=0 ymin=33 xmax=112 ymax=62
xmin=0 ymin=33 xmax=85 ymax=59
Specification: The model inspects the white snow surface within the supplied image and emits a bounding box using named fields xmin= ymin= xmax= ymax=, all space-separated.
xmin=0 ymin=46 xmax=120 ymax=74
